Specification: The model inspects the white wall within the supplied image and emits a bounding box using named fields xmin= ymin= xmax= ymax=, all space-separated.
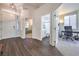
xmin=0 ymin=12 xmax=2 ymax=40
xmin=0 ymin=8 xmax=29 ymax=39
xmin=0 ymin=11 xmax=19 ymax=39
xmin=32 ymin=3 xmax=61 ymax=40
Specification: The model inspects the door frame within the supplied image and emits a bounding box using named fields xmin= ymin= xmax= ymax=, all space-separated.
xmin=49 ymin=11 xmax=57 ymax=46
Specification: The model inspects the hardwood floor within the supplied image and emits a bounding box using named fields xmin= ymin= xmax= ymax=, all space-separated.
xmin=0 ymin=37 xmax=62 ymax=56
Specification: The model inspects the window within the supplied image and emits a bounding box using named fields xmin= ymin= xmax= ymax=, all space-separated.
xmin=70 ymin=14 xmax=76 ymax=29
xmin=64 ymin=16 xmax=70 ymax=26
xmin=64 ymin=14 xmax=77 ymax=29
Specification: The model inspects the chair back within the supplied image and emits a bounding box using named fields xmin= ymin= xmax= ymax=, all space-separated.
xmin=64 ymin=26 xmax=73 ymax=36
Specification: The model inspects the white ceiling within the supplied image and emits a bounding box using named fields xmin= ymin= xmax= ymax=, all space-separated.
xmin=56 ymin=3 xmax=79 ymax=15
xmin=0 ymin=3 xmax=45 ymax=10
xmin=23 ymin=3 xmax=45 ymax=9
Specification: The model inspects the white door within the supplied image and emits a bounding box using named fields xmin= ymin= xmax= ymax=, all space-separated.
xmin=2 ymin=12 xmax=18 ymax=39
xmin=50 ymin=12 xmax=56 ymax=46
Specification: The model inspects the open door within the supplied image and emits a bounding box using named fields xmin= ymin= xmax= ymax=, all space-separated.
xmin=50 ymin=12 xmax=56 ymax=46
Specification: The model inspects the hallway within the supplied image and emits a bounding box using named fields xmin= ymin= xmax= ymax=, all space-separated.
xmin=0 ymin=37 xmax=62 ymax=56
xmin=25 ymin=33 xmax=32 ymax=38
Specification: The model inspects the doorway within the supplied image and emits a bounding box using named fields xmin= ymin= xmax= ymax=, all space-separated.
xmin=25 ymin=18 xmax=32 ymax=38
xmin=41 ymin=14 xmax=50 ymax=43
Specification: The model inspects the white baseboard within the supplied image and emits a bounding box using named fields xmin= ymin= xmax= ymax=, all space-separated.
xmin=1 ymin=36 xmax=20 ymax=40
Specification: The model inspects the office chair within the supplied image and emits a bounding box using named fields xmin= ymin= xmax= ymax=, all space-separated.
xmin=63 ymin=26 xmax=74 ymax=41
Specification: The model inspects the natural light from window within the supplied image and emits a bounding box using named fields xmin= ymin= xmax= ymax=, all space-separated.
xmin=64 ymin=14 xmax=76 ymax=29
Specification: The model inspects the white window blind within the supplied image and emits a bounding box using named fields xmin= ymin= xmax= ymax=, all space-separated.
xmin=64 ymin=14 xmax=76 ymax=29
xmin=70 ymin=14 xmax=76 ymax=29
xmin=64 ymin=16 xmax=70 ymax=26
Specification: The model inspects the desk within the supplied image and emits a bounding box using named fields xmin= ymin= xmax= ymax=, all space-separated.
xmin=62 ymin=31 xmax=79 ymax=40
xmin=62 ymin=31 xmax=79 ymax=35
xmin=61 ymin=31 xmax=79 ymax=37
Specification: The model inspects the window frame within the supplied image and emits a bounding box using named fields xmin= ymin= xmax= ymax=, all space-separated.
xmin=64 ymin=13 xmax=77 ymax=30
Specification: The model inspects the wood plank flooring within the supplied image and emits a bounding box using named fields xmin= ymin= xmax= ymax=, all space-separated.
xmin=0 ymin=37 xmax=62 ymax=56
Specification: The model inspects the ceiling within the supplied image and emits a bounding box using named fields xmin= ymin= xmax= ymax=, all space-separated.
xmin=56 ymin=3 xmax=79 ymax=15
xmin=23 ymin=3 xmax=45 ymax=9
xmin=0 ymin=3 xmax=44 ymax=10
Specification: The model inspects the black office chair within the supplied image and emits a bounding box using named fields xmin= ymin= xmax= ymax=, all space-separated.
xmin=63 ymin=26 xmax=73 ymax=41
